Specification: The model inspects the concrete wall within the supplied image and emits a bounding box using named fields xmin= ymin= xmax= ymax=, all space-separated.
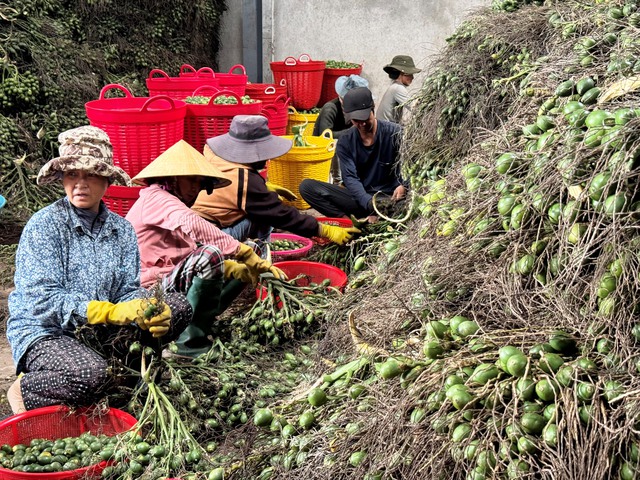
xmin=219 ymin=0 xmax=490 ymax=107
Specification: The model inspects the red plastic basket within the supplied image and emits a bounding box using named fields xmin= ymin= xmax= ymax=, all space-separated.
xmin=85 ymin=84 xmax=186 ymax=178
xmin=316 ymin=217 xmax=354 ymax=228
xmin=183 ymin=88 xmax=263 ymax=152
xmin=260 ymin=94 xmax=290 ymax=136
xmin=257 ymin=260 xmax=348 ymax=301
xmin=146 ymin=65 xmax=220 ymax=100
xmin=270 ymin=54 xmax=325 ymax=110
xmin=103 ymin=185 xmax=143 ymax=217
xmin=209 ymin=64 xmax=248 ymax=96
xmin=269 ymin=233 xmax=314 ymax=261
xmin=318 ymin=64 xmax=363 ymax=106
xmin=0 ymin=405 xmax=137 ymax=480
xmin=244 ymin=79 xmax=287 ymax=105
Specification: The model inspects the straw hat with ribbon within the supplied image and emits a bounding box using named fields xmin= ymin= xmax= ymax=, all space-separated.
xmin=37 ymin=125 xmax=131 ymax=186
xmin=132 ymin=140 xmax=231 ymax=189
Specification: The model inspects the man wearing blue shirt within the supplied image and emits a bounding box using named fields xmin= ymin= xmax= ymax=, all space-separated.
xmin=299 ymin=87 xmax=407 ymax=220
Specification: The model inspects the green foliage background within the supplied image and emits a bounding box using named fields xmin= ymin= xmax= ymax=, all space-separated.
xmin=0 ymin=0 xmax=227 ymax=221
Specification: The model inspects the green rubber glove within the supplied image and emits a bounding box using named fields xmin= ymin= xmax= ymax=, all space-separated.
xmin=318 ymin=223 xmax=361 ymax=246
xmin=265 ymin=181 xmax=298 ymax=201
xmin=235 ymin=243 xmax=287 ymax=281
xmin=223 ymin=260 xmax=256 ymax=285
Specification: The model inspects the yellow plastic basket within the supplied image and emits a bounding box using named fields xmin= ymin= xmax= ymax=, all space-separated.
xmin=286 ymin=106 xmax=319 ymax=135
xmin=268 ymin=130 xmax=335 ymax=209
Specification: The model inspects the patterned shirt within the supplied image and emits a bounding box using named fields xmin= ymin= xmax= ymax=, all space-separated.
xmin=7 ymin=198 xmax=142 ymax=370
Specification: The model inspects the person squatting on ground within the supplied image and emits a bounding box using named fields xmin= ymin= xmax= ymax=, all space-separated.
xmin=191 ymin=115 xmax=361 ymax=246
xmin=312 ymin=74 xmax=369 ymax=185
xmin=126 ymin=139 xmax=286 ymax=357
xmin=6 ymin=126 xmax=190 ymax=413
xmin=299 ymin=87 xmax=408 ymax=222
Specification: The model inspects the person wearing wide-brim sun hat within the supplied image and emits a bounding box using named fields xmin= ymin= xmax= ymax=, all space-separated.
xmin=6 ymin=125 xmax=191 ymax=414
xmin=126 ymin=139 xmax=287 ymax=357
xmin=191 ymin=115 xmax=361 ymax=245
xmin=377 ymin=54 xmax=422 ymax=125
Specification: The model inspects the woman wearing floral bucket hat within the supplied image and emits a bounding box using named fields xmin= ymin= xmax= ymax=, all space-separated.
xmin=5 ymin=125 xmax=192 ymax=414
xmin=126 ymin=139 xmax=286 ymax=357
xmin=377 ymin=54 xmax=422 ymax=124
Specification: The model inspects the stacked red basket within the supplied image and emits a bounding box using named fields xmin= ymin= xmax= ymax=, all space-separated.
xmin=146 ymin=66 xmax=220 ymax=100
xmin=85 ymin=84 xmax=187 ymax=216
xmin=183 ymin=88 xmax=263 ymax=153
xmin=270 ymin=54 xmax=325 ymax=110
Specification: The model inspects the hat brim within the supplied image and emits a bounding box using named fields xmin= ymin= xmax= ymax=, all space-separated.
xmin=207 ymin=133 xmax=293 ymax=164
xmin=36 ymin=156 xmax=131 ymax=186
xmin=132 ymin=140 xmax=232 ymax=189
xmin=345 ymin=107 xmax=373 ymax=122
xmin=384 ymin=64 xmax=422 ymax=75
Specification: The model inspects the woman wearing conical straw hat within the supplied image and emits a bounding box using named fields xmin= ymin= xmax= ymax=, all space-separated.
xmin=126 ymin=139 xmax=286 ymax=357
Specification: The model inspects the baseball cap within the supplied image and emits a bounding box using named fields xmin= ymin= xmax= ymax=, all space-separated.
xmin=343 ymin=87 xmax=374 ymax=122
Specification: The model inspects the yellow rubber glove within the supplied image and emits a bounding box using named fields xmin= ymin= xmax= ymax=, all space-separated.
xmin=87 ymin=299 xmax=147 ymax=328
xmin=224 ymin=260 xmax=256 ymax=285
xmin=235 ymin=243 xmax=287 ymax=281
xmin=318 ymin=223 xmax=361 ymax=246
xmin=265 ymin=181 xmax=298 ymax=201
xmin=144 ymin=303 xmax=171 ymax=338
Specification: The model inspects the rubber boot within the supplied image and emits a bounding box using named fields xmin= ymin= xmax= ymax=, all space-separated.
xmin=214 ymin=278 xmax=246 ymax=317
xmin=174 ymin=277 xmax=246 ymax=357
xmin=174 ymin=277 xmax=224 ymax=357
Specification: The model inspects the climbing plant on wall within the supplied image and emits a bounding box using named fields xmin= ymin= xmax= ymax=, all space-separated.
xmin=0 ymin=0 xmax=227 ymax=220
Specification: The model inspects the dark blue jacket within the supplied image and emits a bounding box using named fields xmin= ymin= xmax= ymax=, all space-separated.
xmin=337 ymin=119 xmax=404 ymax=211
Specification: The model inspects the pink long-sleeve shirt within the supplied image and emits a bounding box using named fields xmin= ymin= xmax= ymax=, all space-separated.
xmin=125 ymin=184 xmax=240 ymax=287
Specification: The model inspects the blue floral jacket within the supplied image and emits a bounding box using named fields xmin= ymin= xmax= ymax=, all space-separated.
xmin=7 ymin=198 xmax=142 ymax=371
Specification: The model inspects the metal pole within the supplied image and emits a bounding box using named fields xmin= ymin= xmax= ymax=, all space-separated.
xmin=256 ymin=0 xmax=263 ymax=82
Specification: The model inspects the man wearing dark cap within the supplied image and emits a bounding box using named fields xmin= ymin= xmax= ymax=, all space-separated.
xmin=192 ymin=115 xmax=360 ymax=245
xmin=299 ymin=87 xmax=407 ymax=221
